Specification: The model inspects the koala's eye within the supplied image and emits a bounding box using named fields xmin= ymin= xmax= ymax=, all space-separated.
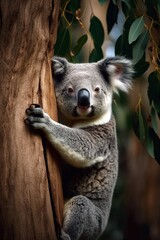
xmin=67 ymin=86 xmax=74 ymax=95
xmin=94 ymin=86 xmax=100 ymax=93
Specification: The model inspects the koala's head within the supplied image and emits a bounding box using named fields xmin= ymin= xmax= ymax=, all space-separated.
xmin=52 ymin=56 xmax=133 ymax=126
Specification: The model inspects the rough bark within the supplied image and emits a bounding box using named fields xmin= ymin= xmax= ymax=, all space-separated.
xmin=0 ymin=0 xmax=63 ymax=239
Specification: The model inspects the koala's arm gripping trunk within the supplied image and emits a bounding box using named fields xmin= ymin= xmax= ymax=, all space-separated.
xmin=42 ymin=118 xmax=115 ymax=168
xmin=26 ymin=106 xmax=116 ymax=169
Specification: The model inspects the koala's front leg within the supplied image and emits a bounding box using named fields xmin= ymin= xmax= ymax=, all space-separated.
xmin=25 ymin=104 xmax=108 ymax=168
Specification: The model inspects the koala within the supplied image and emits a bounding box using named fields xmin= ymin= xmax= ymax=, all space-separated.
xmin=25 ymin=56 xmax=133 ymax=240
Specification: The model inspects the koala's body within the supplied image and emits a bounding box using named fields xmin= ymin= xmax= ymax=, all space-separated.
xmin=25 ymin=56 xmax=133 ymax=240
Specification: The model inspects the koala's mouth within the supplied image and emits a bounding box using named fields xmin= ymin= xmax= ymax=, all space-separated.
xmin=74 ymin=106 xmax=94 ymax=118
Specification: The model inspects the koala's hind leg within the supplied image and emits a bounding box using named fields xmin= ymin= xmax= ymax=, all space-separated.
xmin=60 ymin=195 xmax=106 ymax=240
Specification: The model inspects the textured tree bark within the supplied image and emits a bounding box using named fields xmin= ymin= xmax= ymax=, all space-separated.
xmin=0 ymin=0 xmax=63 ymax=239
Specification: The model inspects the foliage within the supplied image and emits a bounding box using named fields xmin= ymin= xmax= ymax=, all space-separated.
xmin=54 ymin=0 xmax=105 ymax=62
xmin=54 ymin=0 xmax=160 ymax=164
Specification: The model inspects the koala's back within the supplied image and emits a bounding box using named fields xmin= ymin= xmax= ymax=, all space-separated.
xmin=62 ymin=117 xmax=118 ymax=214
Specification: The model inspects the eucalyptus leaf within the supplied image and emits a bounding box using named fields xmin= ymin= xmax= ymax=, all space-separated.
xmin=89 ymin=47 xmax=103 ymax=62
xmin=121 ymin=0 xmax=136 ymax=9
xmin=151 ymin=106 xmax=158 ymax=133
xmin=115 ymin=34 xmax=132 ymax=58
xmin=115 ymin=35 xmax=123 ymax=56
xmin=107 ymin=0 xmax=119 ymax=33
xmin=132 ymin=30 xmax=149 ymax=64
xmin=145 ymin=130 xmax=154 ymax=159
xmin=121 ymin=0 xmax=130 ymax=8
xmin=68 ymin=0 xmax=80 ymax=11
xmin=132 ymin=109 xmax=155 ymax=159
xmin=138 ymin=107 xmax=145 ymax=143
xmin=115 ymin=17 xmax=134 ymax=58
xmin=64 ymin=0 xmax=80 ymax=23
xmin=89 ymin=16 xmax=104 ymax=47
xmin=149 ymin=127 xmax=160 ymax=164
xmin=148 ymin=71 xmax=160 ymax=116
xmin=128 ymin=16 xmax=144 ymax=44
xmin=145 ymin=0 xmax=159 ymax=21
xmin=73 ymin=34 xmax=88 ymax=56
xmin=54 ymin=28 xmax=70 ymax=57
xmin=134 ymin=58 xmax=149 ymax=78
xmin=98 ymin=0 xmax=107 ymax=5
xmin=143 ymin=111 xmax=154 ymax=159
xmin=132 ymin=47 xmax=144 ymax=65
xmin=69 ymin=55 xmax=79 ymax=63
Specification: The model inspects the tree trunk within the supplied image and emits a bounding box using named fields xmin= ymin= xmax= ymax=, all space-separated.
xmin=0 ymin=1 xmax=63 ymax=239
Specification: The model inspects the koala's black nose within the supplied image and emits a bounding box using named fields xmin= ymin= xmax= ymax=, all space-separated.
xmin=78 ymin=88 xmax=90 ymax=108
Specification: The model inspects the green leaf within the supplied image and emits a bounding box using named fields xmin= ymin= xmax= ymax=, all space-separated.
xmin=146 ymin=132 xmax=154 ymax=159
xmin=148 ymin=71 xmax=160 ymax=116
xmin=69 ymin=55 xmax=79 ymax=63
xmin=89 ymin=47 xmax=103 ymax=62
xmin=128 ymin=16 xmax=144 ymax=44
xmin=115 ymin=35 xmax=123 ymax=55
xmin=89 ymin=16 xmax=104 ymax=47
xmin=112 ymin=0 xmax=118 ymax=4
xmin=121 ymin=0 xmax=136 ymax=9
xmin=98 ymin=0 xmax=107 ymax=5
xmin=65 ymin=0 xmax=80 ymax=22
xmin=121 ymin=0 xmax=136 ymax=16
xmin=115 ymin=35 xmax=132 ymax=58
xmin=115 ymin=17 xmax=134 ymax=58
xmin=134 ymin=57 xmax=149 ymax=78
xmin=121 ymin=0 xmax=130 ymax=8
xmin=107 ymin=0 xmax=119 ymax=33
xmin=149 ymin=127 xmax=160 ymax=164
xmin=132 ymin=108 xmax=145 ymax=143
xmin=138 ymin=107 xmax=145 ymax=143
xmin=145 ymin=0 xmax=159 ymax=22
xmin=142 ymin=110 xmax=155 ymax=158
xmin=132 ymin=30 xmax=149 ymax=64
xmin=68 ymin=0 xmax=80 ymax=12
xmin=54 ymin=28 xmax=70 ymax=57
xmin=132 ymin=109 xmax=154 ymax=159
xmin=73 ymin=34 xmax=88 ymax=56
xmin=151 ymin=106 xmax=158 ymax=133
xmin=144 ymin=118 xmax=154 ymax=159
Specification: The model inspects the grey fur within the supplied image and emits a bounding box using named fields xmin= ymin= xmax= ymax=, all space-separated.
xmin=25 ymin=56 xmax=133 ymax=240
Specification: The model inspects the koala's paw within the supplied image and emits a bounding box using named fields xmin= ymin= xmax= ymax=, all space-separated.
xmin=25 ymin=104 xmax=50 ymax=130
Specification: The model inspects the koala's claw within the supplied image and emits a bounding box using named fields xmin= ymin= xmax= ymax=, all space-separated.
xmin=24 ymin=104 xmax=48 ymax=129
xmin=25 ymin=104 xmax=44 ymax=117
xmin=26 ymin=104 xmax=41 ymax=113
xmin=30 ymin=103 xmax=41 ymax=108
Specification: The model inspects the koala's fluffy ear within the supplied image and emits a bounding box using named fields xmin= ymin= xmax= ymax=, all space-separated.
xmin=98 ymin=57 xmax=134 ymax=93
xmin=51 ymin=57 xmax=68 ymax=76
